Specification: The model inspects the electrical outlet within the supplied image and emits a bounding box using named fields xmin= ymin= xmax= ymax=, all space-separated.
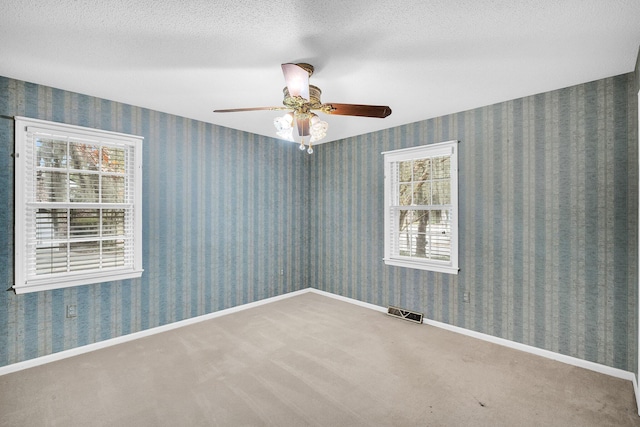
xmin=280 ymin=269 xmax=284 ymax=276
xmin=66 ymin=304 xmax=77 ymax=318
xmin=463 ymin=292 xmax=471 ymax=304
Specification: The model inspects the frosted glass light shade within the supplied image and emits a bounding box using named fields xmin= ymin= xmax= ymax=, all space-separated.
xmin=310 ymin=119 xmax=328 ymax=143
xmin=276 ymin=128 xmax=294 ymax=141
xmin=274 ymin=113 xmax=293 ymax=131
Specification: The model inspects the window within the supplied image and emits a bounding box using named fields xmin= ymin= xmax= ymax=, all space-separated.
xmin=383 ymin=140 xmax=459 ymax=274
xmin=14 ymin=117 xmax=143 ymax=294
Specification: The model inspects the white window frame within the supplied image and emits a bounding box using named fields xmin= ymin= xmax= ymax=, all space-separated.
xmin=383 ymin=140 xmax=459 ymax=274
xmin=14 ymin=117 xmax=144 ymax=294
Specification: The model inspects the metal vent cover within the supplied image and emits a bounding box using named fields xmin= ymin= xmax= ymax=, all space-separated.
xmin=387 ymin=306 xmax=424 ymax=324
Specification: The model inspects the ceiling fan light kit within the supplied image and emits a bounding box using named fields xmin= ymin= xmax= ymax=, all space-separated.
xmin=214 ymin=63 xmax=392 ymax=154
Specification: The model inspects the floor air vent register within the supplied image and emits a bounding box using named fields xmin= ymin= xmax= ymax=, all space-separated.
xmin=387 ymin=306 xmax=424 ymax=324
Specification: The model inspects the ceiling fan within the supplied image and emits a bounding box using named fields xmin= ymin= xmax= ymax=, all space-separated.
xmin=214 ymin=63 xmax=392 ymax=154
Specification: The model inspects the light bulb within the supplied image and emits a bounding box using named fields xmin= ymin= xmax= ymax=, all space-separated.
xmin=299 ymin=143 xmax=306 ymax=151
xmin=307 ymin=146 xmax=313 ymax=154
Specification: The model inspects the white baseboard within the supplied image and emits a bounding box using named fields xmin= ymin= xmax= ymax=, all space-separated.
xmin=308 ymin=288 xmax=640 ymax=416
xmin=2 ymin=286 xmax=639 ymax=416
xmin=310 ymin=288 xmax=388 ymax=313
xmin=0 ymin=288 xmax=309 ymax=377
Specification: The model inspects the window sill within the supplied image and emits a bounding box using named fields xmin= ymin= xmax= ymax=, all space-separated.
xmin=13 ymin=269 xmax=144 ymax=294
xmin=383 ymin=258 xmax=459 ymax=274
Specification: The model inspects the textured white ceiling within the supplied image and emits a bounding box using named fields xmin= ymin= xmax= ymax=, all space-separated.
xmin=1 ymin=0 xmax=639 ymax=144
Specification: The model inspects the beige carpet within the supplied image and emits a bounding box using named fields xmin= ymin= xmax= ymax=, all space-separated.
xmin=1 ymin=292 xmax=638 ymax=426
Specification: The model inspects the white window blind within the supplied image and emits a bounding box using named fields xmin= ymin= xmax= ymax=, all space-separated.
xmin=383 ymin=140 xmax=459 ymax=274
xmin=14 ymin=117 xmax=143 ymax=294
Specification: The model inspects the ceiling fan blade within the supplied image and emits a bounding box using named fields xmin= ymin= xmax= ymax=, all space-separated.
xmin=323 ymin=103 xmax=392 ymax=118
xmin=296 ymin=116 xmax=310 ymax=137
xmin=282 ymin=63 xmax=310 ymax=101
xmin=214 ymin=106 xmax=288 ymax=113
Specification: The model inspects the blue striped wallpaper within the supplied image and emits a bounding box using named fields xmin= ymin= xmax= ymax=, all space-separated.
xmin=0 ymin=77 xmax=310 ymax=366
xmin=309 ymin=73 xmax=638 ymax=372
xmin=0 ymin=71 xmax=638 ymax=374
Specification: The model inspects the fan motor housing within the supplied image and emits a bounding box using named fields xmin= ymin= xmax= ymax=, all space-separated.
xmin=282 ymin=85 xmax=323 ymax=110
xmin=295 ymin=63 xmax=314 ymax=77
